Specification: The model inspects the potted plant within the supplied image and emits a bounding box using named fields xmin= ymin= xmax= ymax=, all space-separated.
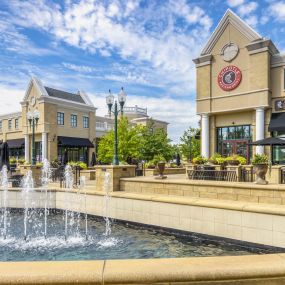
xmin=251 ymin=154 xmax=269 ymax=185
xmin=225 ymin=154 xmax=246 ymax=166
xmin=153 ymin=155 xmax=167 ymax=179
xmin=225 ymin=155 xmax=239 ymax=166
xmin=192 ymin=155 xmax=207 ymax=165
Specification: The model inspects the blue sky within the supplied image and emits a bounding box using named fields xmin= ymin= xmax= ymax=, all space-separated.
xmin=1 ymin=0 xmax=285 ymax=142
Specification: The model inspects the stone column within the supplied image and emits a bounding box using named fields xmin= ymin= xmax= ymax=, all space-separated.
xmin=24 ymin=134 xmax=29 ymax=163
xmin=42 ymin=132 xmax=48 ymax=160
xmin=255 ymin=107 xmax=265 ymax=155
xmin=201 ymin=113 xmax=210 ymax=158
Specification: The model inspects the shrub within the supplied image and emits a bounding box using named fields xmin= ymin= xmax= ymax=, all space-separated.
xmin=68 ymin=161 xmax=88 ymax=170
xmin=215 ymin=157 xmax=227 ymax=165
xmin=225 ymin=155 xmax=247 ymax=165
xmin=36 ymin=162 xmax=43 ymax=167
xmin=192 ymin=155 xmax=207 ymax=165
xmin=152 ymin=155 xmax=166 ymax=164
xmin=145 ymin=161 xmax=156 ymax=169
xmin=209 ymin=153 xmax=222 ymax=164
xmin=17 ymin=158 xmax=25 ymax=165
xmin=251 ymin=154 xmax=269 ymax=165
xmin=9 ymin=157 xmax=16 ymax=164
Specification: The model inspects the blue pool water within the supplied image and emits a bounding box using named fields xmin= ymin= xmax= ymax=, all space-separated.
xmin=0 ymin=209 xmax=282 ymax=261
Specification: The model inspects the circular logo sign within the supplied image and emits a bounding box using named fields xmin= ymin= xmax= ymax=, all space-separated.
xmin=217 ymin=65 xmax=242 ymax=91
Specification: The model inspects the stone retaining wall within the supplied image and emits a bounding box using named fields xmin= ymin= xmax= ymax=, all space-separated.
xmin=144 ymin=167 xmax=186 ymax=176
xmin=120 ymin=178 xmax=285 ymax=205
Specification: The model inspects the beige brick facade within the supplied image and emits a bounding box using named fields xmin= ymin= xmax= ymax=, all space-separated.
xmin=193 ymin=10 xmax=285 ymax=162
xmin=0 ymin=77 xmax=96 ymax=164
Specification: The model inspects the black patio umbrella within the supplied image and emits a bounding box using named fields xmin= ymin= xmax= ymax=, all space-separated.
xmin=0 ymin=142 xmax=10 ymax=171
xmin=176 ymin=153 xmax=181 ymax=166
xmin=248 ymin=137 xmax=285 ymax=164
xmin=248 ymin=137 xmax=285 ymax=146
xmin=62 ymin=149 xmax=68 ymax=166
xmin=90 ymin=152 xmax=96 ymax=166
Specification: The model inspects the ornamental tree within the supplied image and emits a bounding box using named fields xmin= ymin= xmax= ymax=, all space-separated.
xmin=180 ymin=127 xmax=200 ymax=161
xmin=97 ymin=117 xmax=142 ymax=164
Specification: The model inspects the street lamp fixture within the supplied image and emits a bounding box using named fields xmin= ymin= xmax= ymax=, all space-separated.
xmin=106 ymin=87 xmax=126 ymax=165
xmin=27 ymin=109 xmax=40 ymax=165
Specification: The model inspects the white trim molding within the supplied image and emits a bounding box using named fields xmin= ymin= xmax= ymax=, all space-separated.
xmin=200 ymin=9 xmax=262 ymax=56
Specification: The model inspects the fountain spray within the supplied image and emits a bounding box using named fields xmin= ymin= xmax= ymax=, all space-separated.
xmin=41 ymin=159 xmax=52 ymax=239
xmin=79 ymin=176 xmax=88 ymax=240
xmin=103 ymin=172 xmax=111 ymax=236
xmin=22 ymin=170 xmax=34 ymax=241
xmin=1 ymin=166 xmax=9 ymax=239
xmin=64 ymin=165 xmax=73 ymax=241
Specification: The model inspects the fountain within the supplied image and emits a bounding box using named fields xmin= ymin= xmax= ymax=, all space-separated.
xmin=79 ymin=176 xmax=88 ymax=240
xmin=64 ymin=165 xmax=74 ymax=240
xmin=22 ymin=170 xmax=34 ymax=241
xmin=41 ymin=159 xmax=52 ymax=238
xmin=1 ymin=166 xmax=9 ymax=239
xmin=0 ymin=160 xmax=279 ymax=263
xmin=103 ymin=172 xmax=111 ymax=236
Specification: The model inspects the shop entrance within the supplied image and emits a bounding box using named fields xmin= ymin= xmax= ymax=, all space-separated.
xmin=222 ymin=140 xmax=250 ymax=161
xmin=217 ymin=125 xmax=252 ymax=162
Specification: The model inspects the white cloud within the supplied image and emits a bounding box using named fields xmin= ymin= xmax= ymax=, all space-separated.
xmin=269 ymin=1 xmax=285 ymax=22
xmin=227 ymin=0 xmax=244 ymax=7
xmin=62 ymin=62 xmax=96 ymax=73
xmin=0 ymin=85 xmax=23 ymax=114
xmin=237 ymin=2 xmax=258 ymax=16
xmin=244 ymin=15 xmax=258 ymax=27
xmin=6 ymin=0 xmax=212 ymax=96
xmin=0 ymin=16 xmax=55 ymax=56
xmin=92 ymin=92 xmax=199 ymax=142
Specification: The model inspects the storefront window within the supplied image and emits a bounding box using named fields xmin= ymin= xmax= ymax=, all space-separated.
xmin=216 ymin=125 xmax=252 ymax=161
xmin=272 ymin=131 xmax=285 ymax=164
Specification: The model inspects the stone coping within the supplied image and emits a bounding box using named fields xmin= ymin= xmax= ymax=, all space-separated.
xmin=120 ymin=176 xmax=285 ymax=190
xmin=2 ymin=254 xmax=285 ymax=284
xmin=3 ymin=187 xmax=285 ymax=216
xmin=95 ymin=165 xmax=136 ymax=169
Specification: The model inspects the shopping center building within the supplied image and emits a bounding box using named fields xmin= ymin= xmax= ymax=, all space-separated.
xmin=193 ymin=9 xmax=285 ymax=164
xmin=0 ymin=77 xmax=168 ymax=164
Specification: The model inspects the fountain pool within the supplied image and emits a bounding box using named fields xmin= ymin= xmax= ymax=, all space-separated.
xmin=0 ymin=209 xmax=283 ymax=261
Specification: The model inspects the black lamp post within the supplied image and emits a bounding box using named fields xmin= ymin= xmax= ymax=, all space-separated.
xmin=27 ymin=110 xmax=40 ymax=165
xmin=187 ymin=135 xmax=193 ymax=162
xmin=106 ymin=88 xmax=126 ymax=165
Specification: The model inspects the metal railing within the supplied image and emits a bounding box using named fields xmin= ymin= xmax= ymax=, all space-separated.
xmin=52 ymin=165 xmax=81 ymax=188
xmin=240 ymin=168 xmax=255 ymax=182
xmin=123 ymin=106 xmax=147 ymax=115
xmin=187 ymin=169 xmax=237 ymax=182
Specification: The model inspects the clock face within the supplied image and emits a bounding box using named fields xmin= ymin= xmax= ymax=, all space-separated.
xmin=30 ymin=96 xmax=36 ymax=106
xmin=221 ymin=43 xmax=239 ymax=62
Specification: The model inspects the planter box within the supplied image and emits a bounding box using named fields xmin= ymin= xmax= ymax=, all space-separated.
xmin=19 ymin=165 xmax=42 ymax=186
xmin=144 ymin=168 xmax=186 ymax=177
xmin=80 ymin=170 xmax=96 ymax=180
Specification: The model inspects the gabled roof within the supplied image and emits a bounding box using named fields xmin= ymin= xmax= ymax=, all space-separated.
xmin=23 ymin=77 xmax=49 ymax=102
xmin=45 ymin=87 xmax=85 ymax=104
xmin=201 ymin=9 xmax=263 ymax=56
xmin=23 ymin=76 xmax=94 ymax=107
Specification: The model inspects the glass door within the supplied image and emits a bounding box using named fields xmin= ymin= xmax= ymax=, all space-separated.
xmin=222 ymin=140 xmax=250 ymax=162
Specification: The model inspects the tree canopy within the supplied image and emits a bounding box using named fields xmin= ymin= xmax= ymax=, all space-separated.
xmin=179 ymin=127 xmax=200 ymax=161
xmin=97 ymin=117 xmax=142 ymax=164
xmin=97 ymin=118 xmax=174 ymax=164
